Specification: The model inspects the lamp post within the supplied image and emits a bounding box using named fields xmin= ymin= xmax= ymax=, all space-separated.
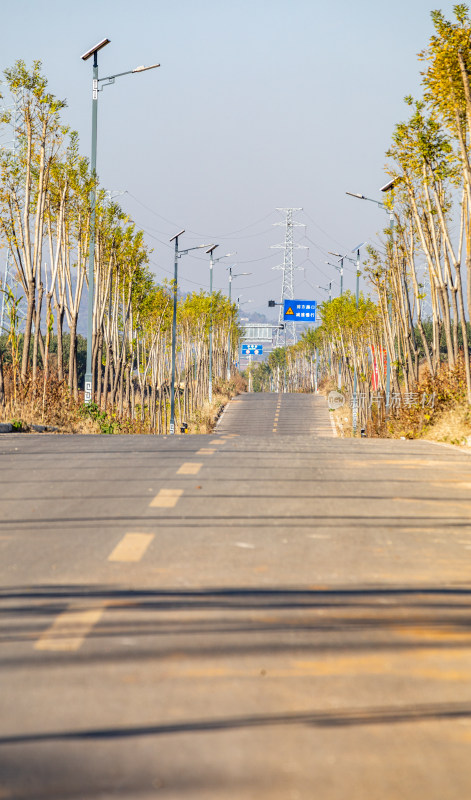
xmin=236 ymin=297 xmax=253 ymax=372
xmin=169 ymin=231 xmax=212 ymax=434
xmin=227 ymin=266 xmax=251 ymax=380
xmin=346 ymin=183 xmax=397 ymax=413
xmin=351 ymin=242 xmax=366 ymax=435
xmin=328 ymin=250 xmax=356 ymax=388
xmin=205 ymin=248 xmax=234 ymax=403
xmin=81 ymin=38 xmax=160 ymax=404
xmin=317 ymin=282 xmax=332 ymax=302
xmin=327 ymin=254 xmax=345 ymax=296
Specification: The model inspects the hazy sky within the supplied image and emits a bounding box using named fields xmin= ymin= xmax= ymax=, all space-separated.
xmin=1 ymin=0 xmax=461 ymax=318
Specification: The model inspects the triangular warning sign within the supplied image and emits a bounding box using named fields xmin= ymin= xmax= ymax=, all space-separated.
xmin=285 ymin=306 xmax=294 ymax=316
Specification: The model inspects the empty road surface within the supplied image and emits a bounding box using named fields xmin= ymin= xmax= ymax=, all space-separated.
xmin=1 ymin=392 xmax=471 ymax=799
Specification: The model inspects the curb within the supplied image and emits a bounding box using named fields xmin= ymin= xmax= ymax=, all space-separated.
xmin=0 ymin=423 xmax=59 ymax=434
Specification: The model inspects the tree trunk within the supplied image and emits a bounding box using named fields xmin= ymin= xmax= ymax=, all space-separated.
xmin=21 ymin=278 xmax=36 ymax=382
xmin=56 ymin=306 xmax=64 ymax=382
xmin=0 ymin=351 xmax=5 ymax=407
xmin=68 ymin=316 xmax=78 ymax=394
xmin=103 ymin=346 xmax=111 ymax=411
xmin=32 ymin=282 xmax=44 ymax=389
xmin=96 ymin=333 xmax=103 ymax=407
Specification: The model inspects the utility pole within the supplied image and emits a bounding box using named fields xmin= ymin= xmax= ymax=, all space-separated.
xmin=346 ymin=183 xmax=397 ymax=417
xmin=81 ymin=38 xmax=159 ymax=404
xmin=226 ymin=267 xmax=250 ymax=380
xmin=169 ymin=231 xmax=211 ymax=434
xmin=327 ymin=255 xmax=344 ymax=296
xmin=271 ymin=208 xmax=307 ymax=347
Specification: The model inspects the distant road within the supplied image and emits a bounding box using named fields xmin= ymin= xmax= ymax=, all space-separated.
xmin=1 ymin=393 xmax=471 ymax=799
xmin=216 ymin=392 xmax=334 ymax=436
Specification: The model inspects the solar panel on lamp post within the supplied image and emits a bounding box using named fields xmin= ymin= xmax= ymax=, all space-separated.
xmin=81 ymin=39 xmax=160 ymax=404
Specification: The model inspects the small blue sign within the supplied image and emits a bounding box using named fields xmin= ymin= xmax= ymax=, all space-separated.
xmin=283 ymin=299 xmax=316 ymax=321
xmin=242 ymin=344 xmax=263 ymax=355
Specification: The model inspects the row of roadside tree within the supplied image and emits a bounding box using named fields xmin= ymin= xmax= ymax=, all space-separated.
xmin=0 ymin=61 xmax=242 ymax=432
xmin=252 ymin=6 xmax=471 ymax=436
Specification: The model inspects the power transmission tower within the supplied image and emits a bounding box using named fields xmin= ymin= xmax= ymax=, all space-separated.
xmin=271 ymin=208 xmax=307 ymax=346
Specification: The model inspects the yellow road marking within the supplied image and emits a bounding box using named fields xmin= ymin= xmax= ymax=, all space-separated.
xmin=350 ymin=459 xmax=468 ymax=468
xmin=197 ymin=448 xmax=215 ymax=455
xmin=108 ymin=532 xmax=154 ymax=562
xmin=209 ymin=439 xmax=224 ymax=445
xmin=143 ymin=650 xmax=471 ymax=681
xmin=35 ymin=605 xmax=105 ymax=652
xmin=432 ymin=482 xmax=471 ymax=489
xmin=177 ymin=462 xmax=202 ymax=475
xmin=394 ymin=626 xmax=471 ymax=642
xmin=149 ymin=488 xmax=183 ymax=508
xmin=392 ymin=497 xmax=471 ymax=511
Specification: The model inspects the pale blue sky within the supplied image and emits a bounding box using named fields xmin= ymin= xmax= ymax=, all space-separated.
xmin=1 ymin=0 xmax=462 ymax=316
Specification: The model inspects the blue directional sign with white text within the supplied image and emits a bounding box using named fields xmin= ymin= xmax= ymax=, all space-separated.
xmin=242 ymin=344 xmax=263 ymax=355
xmin=284 ymin=299 xmax=316 ymax=321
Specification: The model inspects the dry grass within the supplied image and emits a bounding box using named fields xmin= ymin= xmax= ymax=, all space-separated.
xmin=186 ymin=374 xmax=247 ymax=434
xmin=383 ymin=360 xmax=471 ymax=446
xmin=0 ymin=368 xmax=96 ymax=433
xmin=0 ymin=366 xmax=247 ymax=436
xmin=422 ymin=404 xmax=471 ymax=447
xmin=317 ymin=363 xmax=471 ymax=447
xmin=330 ymin=404 xmax=352 ymax=437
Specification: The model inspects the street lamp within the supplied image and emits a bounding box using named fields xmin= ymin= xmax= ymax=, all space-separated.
xmin=330 ymin=243 xmax=367 ymax=426
xmin=227 ymin=266 xmax=251 ymax=380
xmin=317 ymin=282 xmax=332 ymax=301
xmin=81 ymin=39 xmax=160 ymax=404
xmin=206 ymin=247 xmax=235 ymax=402
xmin=352 ymin=242 xmax=367 ymax=435
xmin=169 ymin=231 xmax=212 ymax=434
xmin=346 ymin=183 xmax=397 ymax=413
xmin=327 ymin=253 xmax=346 ymax=296
xmin=236 ymin=297 xmax=253 ymax=372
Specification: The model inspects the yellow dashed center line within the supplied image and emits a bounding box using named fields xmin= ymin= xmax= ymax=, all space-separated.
xmin=177 ymin=462 xmax=203 ymax=475
xmin=149 ymin=488 xmax=183 ymax=508
xmin=432 ymin=482 xmax=471 ymax=489
xmin=108 ymin=532 xmax=155 ymax=562
xmin=197 ymin=448 xmax=215 ymax=455
xmin=35 ymin=605 xmax=105 ymax=652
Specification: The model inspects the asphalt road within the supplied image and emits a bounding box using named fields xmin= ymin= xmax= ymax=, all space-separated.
xmin=1 ymin=392 xmax=471 ymax=799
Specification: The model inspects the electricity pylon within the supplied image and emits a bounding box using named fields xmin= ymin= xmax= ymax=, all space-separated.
xmin=271 ymin=208 xmax=307 ymax=346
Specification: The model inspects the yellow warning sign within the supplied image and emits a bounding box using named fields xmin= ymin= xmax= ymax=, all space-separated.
xmin=285 ymin=306 xmax=294 ymax=315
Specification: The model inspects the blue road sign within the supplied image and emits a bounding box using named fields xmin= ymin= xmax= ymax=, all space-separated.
xmin=242 ymin=344 xmax=263 ymax=355
xmin=283 ymin=299 xmax=316 ymax=321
